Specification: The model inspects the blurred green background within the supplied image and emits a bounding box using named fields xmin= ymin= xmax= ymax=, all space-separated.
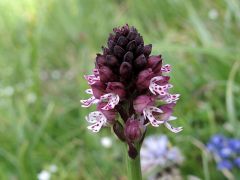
xmin=0 ymin=0 xmax=240 ymax=179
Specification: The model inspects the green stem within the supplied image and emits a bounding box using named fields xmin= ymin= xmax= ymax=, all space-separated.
xmin=126 ymin=143 xmax=142 ymax=180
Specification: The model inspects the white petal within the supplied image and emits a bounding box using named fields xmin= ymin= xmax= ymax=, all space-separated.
xmin=87 ymin=120 xmax=104 ymax=133
xmin=151 ymin=76 xmax=164 ymax=82
xmin=101 ymin=93 xmax=119 ymax=110
xmin=168 ymin=116 xmax=177 ymax=121
xmin=84 ymin=75 xmax=100 ymax=85
xmin=164 ymin=122 xmax=183 ymax=133
xmin=80 ymin=96 xmax=99 ymax=107
xmin=86 ymin=111 xmax=107 ymax=133
xmin=165 ymin=94 xmax=180 ymax=104
xmin=86 ymin=111 xmax=105 ymax=123
xmin=85 ymin=89 xmax=93 ymax=94
xmin=143 ymin=106 xmax=164 ymax=127
xmin=149 ymin=76 xmax=171 ymax=96
xmin=93 ymin=68 xmax=99 ymax=76
xmin=161 ymin=64 xmax=171 ymax=73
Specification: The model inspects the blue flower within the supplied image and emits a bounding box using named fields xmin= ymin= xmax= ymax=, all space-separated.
xmin=207 ymin=134 xmax=240 ymax=171
xmin=217 ymin=160 xmax=233 ymax=170
xmin=219 ymin=147 xmax=232 ymax=158
xmin=229 ymin=139 xmax=240 ymax=152
xmin=206 ymin=142 xmax=217 ymax=153
xmin=210 ymin=134 xmax=225 ymax=147
xmin=234 ymin=157 xmax=240 ymax=168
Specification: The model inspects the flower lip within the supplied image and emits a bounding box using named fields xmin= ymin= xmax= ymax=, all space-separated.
xmin=100 ymin=93 xmax=120 ymax=110
xmin=80 ymin=96 xmax=99 ymax=108
xmin=86 ymin=111 xmax=107 ymax=133
xmin=143 ymin=105 xmax=183 ymax=133
xmin=161 ymin=64 xmax=171 ymax=73
xmin=143 ymin=106 xmax=164 ymax=127
xmin=149 ymin=76 xmax=171 ymax=96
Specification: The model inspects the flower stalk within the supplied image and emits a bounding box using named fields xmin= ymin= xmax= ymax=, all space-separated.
xmin=126 ymin=143 xmax=142 ymax=180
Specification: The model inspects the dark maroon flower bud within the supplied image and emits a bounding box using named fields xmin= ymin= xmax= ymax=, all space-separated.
xmin=126 ymin=40 xmax=137 ymax=51
xmin=136 ymin=68 xmax=154 ymax=90
xmin=106 ymin=55 xmax=118 ymax=67
xmin=96 ymin=54 xmax=106 ymax=67
xmin=123 ymin=51 xmax=134 ymax=64
xmin=124 ymin=118 xmax=145 ymax=142
xmin=108 ymin=40 xmax=116 ymax=50
xmin=91 ymin=81 xmax=106 ymax=99
xmin=147 ymin=55 xmax=163 ymax=73
xmin=135 ymin=35 xmax=143 ymax=45
xmin=133 ymin=95 xmax=153 ymax=113
xmin=135 ymin=44 xmax=144 ymax=56
xmin=113 ymin=31 xmax=121 ymax=41
xmin=99 ymin=66 xmax=117 ymax=82
xmin=114 ymin=24 xmax=130 ymax=36
xmin=108 ymin=33 xmax=115 ymax=41
xmin=134 ymin=54 xmax=147 ymax=70
xmin=127 ymin=30 xmax=137 ymax=40
xmin=106 ymin=82 xmax=126 ymax=98
xmin=102 ymin=47 xmax=111 ymax=55
xmin=97 ymin=102 xmax=116 ymax=123
xmin=143 ymin=44 xmax=152 ymax=56
xmin=114 ymin=45 xmax=125 ymax=58
xmin=120 ymin=62 xmax=132 ymax=80
xmin=113 ymin=121 xmax=126 ymax=141
xmin=117 ymin=36 xmax=128 ymax=46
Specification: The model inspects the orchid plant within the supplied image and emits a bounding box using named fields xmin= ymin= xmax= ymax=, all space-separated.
xmin=81 ymin=24 xmax=182 ymax=179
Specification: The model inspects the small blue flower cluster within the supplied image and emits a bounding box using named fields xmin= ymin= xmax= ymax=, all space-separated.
xmin=207 ymin=134 xmax=240 ymax=170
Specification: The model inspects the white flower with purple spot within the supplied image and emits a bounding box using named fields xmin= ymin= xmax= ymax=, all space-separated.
xmin=86 ymin=111 xmax=107 ymax=133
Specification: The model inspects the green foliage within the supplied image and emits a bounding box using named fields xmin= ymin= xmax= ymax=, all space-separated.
xmin=0 ymin=0 xmax=240 ymax=179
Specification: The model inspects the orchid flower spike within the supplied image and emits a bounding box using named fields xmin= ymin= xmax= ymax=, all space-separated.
xmin=81 ymin=24 xmax=183 ymax=159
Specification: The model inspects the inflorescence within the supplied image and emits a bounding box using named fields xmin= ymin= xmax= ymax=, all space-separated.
xmin=81 ymin=24 xmax=182 ymax=158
